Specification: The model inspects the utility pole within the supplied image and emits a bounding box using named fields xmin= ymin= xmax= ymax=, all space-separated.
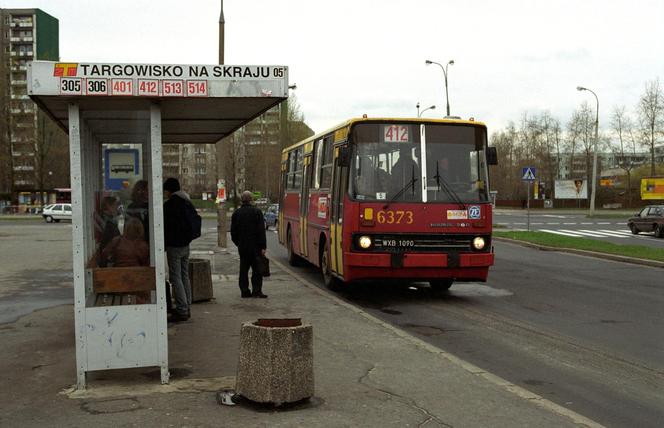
xmin=216 ymin=0 xmax=228 ymax=247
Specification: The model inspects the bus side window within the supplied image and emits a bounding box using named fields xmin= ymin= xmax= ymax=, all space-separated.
xmin=320 ymin=136 xmax=334 ymax=189
xmin=313 ymin=139 xmax=323 ymax=189
xmin=286 ymin=151 xmax=296 ymax=191
xmin=293 ymin=148 xmax=303 ymax=190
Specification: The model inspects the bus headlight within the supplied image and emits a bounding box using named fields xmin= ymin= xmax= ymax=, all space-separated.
xmin=358 ymin=235 xmax=372 ymax=249
xmin=472 ymin=237 xmax=486 ymax=250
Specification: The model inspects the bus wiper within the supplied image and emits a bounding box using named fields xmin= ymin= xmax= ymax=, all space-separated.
xmin=434 ymin=161 xmax=466 ymax=209
xmin=383 ymin=165 xmax=418 ymax=210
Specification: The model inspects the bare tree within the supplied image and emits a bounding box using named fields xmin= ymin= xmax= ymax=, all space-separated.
xmin=565 ymin=109 xmax=583 ymax=179
xmin=637 ymin=78 xmax=663 ymax=176
xmin=610 ymin=106 xmax=638 ymax=205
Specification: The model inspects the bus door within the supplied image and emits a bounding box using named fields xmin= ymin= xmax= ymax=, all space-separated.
xmin=330 ymin=145 xmax=349 ymax=276
xmin=299 ymin=153 xmax=312 ymax=259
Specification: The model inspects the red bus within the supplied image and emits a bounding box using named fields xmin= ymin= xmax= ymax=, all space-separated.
xmin=278 ymin=117 xmax=497 ymax=291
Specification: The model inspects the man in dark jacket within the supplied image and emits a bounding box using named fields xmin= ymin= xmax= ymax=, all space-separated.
xmin=163 ymin=177 xmax=193 ymax=321
xmin=231 ymin=191 xmax=267 ymax=298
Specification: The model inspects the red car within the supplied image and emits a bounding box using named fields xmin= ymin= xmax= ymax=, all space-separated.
xmin=628 ymin=205 xmax=664 ymax=237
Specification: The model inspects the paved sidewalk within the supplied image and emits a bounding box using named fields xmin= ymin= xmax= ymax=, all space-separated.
xmin=0 ymin=230 xmax=601 ymax=427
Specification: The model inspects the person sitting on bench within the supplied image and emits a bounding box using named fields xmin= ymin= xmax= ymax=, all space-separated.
xmin=102 ymin=217 xmax=150 ymax=267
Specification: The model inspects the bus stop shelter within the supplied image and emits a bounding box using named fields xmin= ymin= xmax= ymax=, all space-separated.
xmin=28 ymin=60 xmax=288 ymax=388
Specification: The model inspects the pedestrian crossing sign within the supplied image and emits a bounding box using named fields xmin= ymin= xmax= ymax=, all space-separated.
xmin=521 ymin=167 xmax=537 ymax=181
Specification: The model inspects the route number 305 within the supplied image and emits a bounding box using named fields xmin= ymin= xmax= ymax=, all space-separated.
xmin=376 ymin=210 xmax=414 ymax=224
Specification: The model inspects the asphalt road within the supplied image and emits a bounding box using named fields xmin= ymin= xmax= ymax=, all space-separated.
xmin=266 ymin=228 xmax=664 ymax=428
xmin=495 ymin=210 xmax=664 ymax=248
xmin=3 ymin=218 xmax=662 ymax=427
xmin=0 ymin=220 xmax=73 ymax=324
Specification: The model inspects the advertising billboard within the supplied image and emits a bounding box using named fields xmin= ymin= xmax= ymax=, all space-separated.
xmin=641 ymin=177 xmax=664 ymax=200
xmin=555 ymin=179 xmax=587 ymax=199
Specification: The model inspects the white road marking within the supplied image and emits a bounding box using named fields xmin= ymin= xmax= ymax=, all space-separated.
xmin=578 ymin=229 xmax=627 ymax=238
xmin=601 ymin=229 xmax=633 ymax=236
xmin=539 ymin=229 xmax=583 ymax=237
xmin=563 ymin=222 xmax=577 ymax=225
xmin=560 ymin=229 xmax=606 ymax=237
xmin=546 ymin=222 xmax=560 ymax=225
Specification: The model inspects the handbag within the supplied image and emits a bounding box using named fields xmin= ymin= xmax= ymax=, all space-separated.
xmin=256 ymin=254 xmax=271 ymax=277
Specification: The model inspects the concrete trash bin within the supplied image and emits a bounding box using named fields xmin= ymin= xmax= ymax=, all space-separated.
xmin=188 ymin=258 xmax=213 ymax=302
xmin=236 ymin=319 xmax=314 ymax=405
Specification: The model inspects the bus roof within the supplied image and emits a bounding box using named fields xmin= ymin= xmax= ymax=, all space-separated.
xmin=282 ymin=117 xmax=487 ymax=153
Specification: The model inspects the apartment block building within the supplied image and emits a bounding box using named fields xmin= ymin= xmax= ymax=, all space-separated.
xmin=0 ymin=8 xmax=68 ymax=206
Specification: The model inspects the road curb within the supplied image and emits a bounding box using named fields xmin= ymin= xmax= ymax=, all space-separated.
xmin=270 ymin=257 xmax=604 ymax=428
xmin=494 ymin=237 xmax=664 ymax=269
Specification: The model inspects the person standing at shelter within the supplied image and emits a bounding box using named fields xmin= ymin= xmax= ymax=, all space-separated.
xmin=163 ymin=178 xmax=193 ymax=321
xmin=231 ymin=191 xmax=267 ymax=298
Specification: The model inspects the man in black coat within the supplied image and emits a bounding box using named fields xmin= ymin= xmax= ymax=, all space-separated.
xmin=163 ymin=177 xmax=193 ymax=321
xmin=231 ymin=191 xmax=267 ymax=298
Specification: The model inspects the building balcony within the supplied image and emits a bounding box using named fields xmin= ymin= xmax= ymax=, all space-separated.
xmin=11 ymin=80 xmax=27 ymax=86
xmin=18 ymin=22 xmax=33 ymax=28
xmin=10 ymin=95 xmax=29 ymax=100
xmin=11 ymin=66 xmax=28 ymax=71
xmin=13 ymin=165 xmax=34 ymax=171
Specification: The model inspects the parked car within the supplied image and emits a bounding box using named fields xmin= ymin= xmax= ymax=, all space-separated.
xmin=264 ymin=204 xmax=279 ymax=230
xmin=627 ymin=205 xmax=664 ymax=237
xmin=42 ymin=203 xmax=72 ymax=223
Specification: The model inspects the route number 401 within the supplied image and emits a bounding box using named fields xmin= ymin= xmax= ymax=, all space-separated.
xmin=384 ymin=125 xmax=409 ymax=143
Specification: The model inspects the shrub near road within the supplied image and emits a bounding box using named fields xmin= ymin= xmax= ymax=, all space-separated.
xmin=494 ymin=231 xmax=664 ymax=263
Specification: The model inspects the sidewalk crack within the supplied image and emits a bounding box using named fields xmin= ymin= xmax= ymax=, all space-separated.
xmin=359 ymin=364 xmax=452 ymax=427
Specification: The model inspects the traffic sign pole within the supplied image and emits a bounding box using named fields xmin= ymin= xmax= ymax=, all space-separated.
xmin=527 ymin=181 xmax=530 ymax=231
xmin=521 ymin=166 xmax=537 ymax=232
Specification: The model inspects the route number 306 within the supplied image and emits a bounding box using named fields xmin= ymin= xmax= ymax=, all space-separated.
xmin=376 ymin=210 xmax=414 ymax=224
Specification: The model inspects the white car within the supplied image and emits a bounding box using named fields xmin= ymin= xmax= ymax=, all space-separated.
xmin=42 ymin=203 xmax=72 ymax=223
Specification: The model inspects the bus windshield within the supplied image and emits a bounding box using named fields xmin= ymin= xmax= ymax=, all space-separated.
xmin=350 ymin=123 xmax=489 ymax=203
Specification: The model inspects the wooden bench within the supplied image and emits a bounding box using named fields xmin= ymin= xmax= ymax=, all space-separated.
xmin=91 ymin=266 xmax=155 ymax=306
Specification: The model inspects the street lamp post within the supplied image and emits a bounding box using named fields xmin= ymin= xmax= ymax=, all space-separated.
xmin=418 ymin=104 xmax=436 ymax=117
xmin=577 ymin=86 xmax=599 ymax=216
xmin=425 ymin=59 xmax=454 ymax=116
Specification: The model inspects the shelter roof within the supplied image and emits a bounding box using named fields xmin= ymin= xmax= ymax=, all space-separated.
xmin=28 ymin=61 xmax=288 ymax=144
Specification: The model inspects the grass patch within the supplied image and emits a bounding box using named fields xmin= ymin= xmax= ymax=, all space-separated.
xmin=494 ymin=230 xmax=664 ymax=262
xmin=0 ymin=215 xmax=42 ymax=221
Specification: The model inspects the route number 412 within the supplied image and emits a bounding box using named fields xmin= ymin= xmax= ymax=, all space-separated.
xmin=384 ymin=125 xmax=409 ymax=143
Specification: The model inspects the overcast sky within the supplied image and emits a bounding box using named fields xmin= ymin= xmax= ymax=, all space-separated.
xmin=4 ymin=0 xmax=663 ymax=135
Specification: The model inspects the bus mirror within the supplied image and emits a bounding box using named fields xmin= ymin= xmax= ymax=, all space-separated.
xmin=339 ymin=146 xmax=351 ymax=167
xmin=487 ymin=147 xmax=498 ymax=165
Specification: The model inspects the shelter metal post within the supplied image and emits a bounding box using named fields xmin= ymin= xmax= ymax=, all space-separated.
xmin=149 ymin=103 xmax=170 ymax=384
xmin=68 ymin=102 xmax=87 ymax=389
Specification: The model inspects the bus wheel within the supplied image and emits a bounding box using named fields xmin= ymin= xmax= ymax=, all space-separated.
xmin=430 ymin=279 xmax=453 ymax=292
xmin=287 ymin=230 xmax=300 ymax=266
xmin=321 ymin=245 xmax=340 ymax=290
